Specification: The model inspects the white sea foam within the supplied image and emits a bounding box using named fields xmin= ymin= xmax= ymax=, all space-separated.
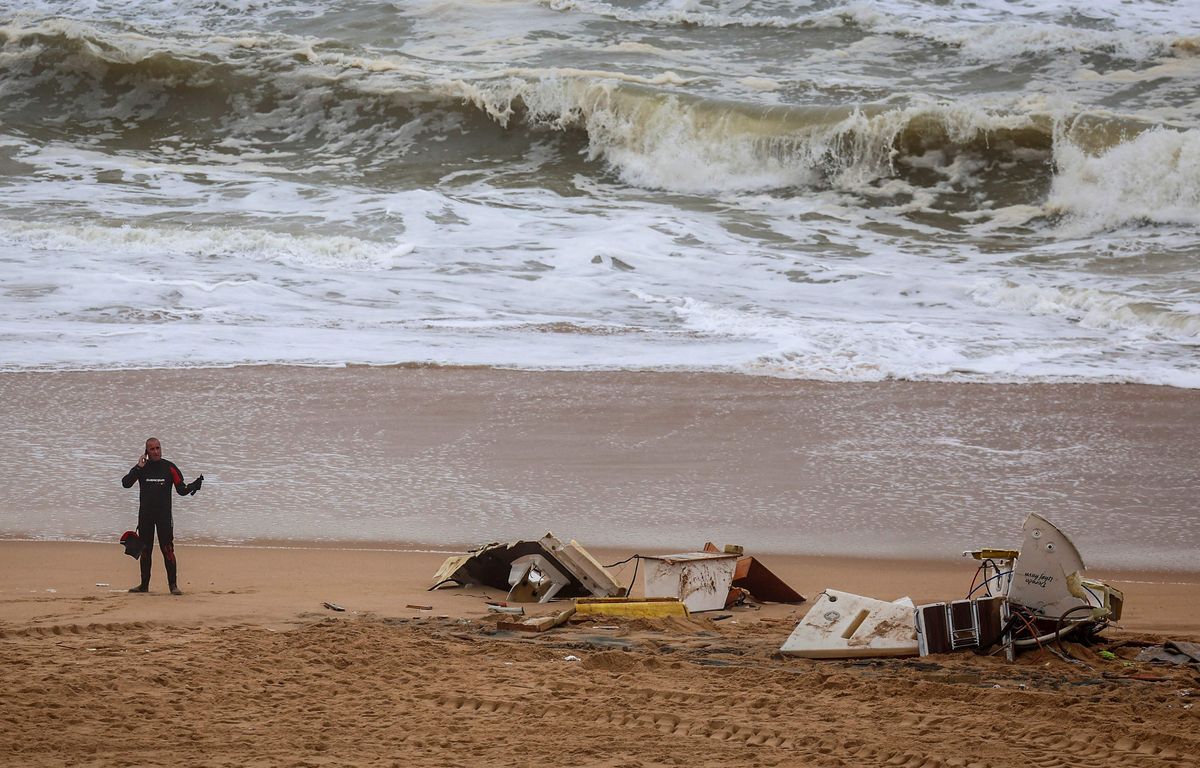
xmin=0 ymin=220 xmax=415 ymax=270
xmin=970 ymin=279 xmax=1200 ymax=340
xmin=1049 ymin=126 xmax=1200 ymax=235
xmin=544 ymin=0 xmax=1199 ymax=62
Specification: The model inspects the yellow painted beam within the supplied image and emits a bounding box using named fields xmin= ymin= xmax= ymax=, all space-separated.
xmin=574 ymin=597 xmax=689 ymax=618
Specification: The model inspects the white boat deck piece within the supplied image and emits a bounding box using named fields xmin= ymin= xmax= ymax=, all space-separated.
xmin=781 ymin=589 xmax=918 ymax=658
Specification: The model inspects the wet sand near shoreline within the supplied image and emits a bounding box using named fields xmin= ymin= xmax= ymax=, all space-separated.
xmin=1 ymin=366 xmax=1198 ymax=568
xmin=1 ymin=541 xmax=1197 ymax=768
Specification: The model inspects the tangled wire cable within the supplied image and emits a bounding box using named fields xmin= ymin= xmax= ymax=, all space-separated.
xmin=604 ymin=554 xmax=643 ymax=597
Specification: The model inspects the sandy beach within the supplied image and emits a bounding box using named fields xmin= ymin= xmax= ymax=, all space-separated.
xmin=2 ymin=367 xmax=1199 ymax=766
xmin=1 ymin=541 xmax=1197 ymax=768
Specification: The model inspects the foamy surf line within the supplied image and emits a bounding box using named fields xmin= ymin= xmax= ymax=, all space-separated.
xmin=1 ymin=217 xmax=1197 ymax=388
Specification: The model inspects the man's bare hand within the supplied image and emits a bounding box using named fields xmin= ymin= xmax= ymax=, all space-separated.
xmin=137 ymin=453 xmax=147 ymax=468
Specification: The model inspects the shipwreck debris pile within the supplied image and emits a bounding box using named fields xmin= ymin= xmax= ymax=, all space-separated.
xmin=428 ymin=514 xmax=1129 ymax=664
xmin=781 ymin=513 xmax=1124 ymax=660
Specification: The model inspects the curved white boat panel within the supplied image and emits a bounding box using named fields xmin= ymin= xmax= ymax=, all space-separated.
xmin=1007 ymin=512 xmax=1089 ymax=619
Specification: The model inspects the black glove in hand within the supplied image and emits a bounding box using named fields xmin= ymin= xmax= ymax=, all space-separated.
xmin=189 ymin=474 xmax=204 ymax=495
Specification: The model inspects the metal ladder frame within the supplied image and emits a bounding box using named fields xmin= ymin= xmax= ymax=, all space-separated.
xmin=947 ymin=600 xmax=981 ymax=650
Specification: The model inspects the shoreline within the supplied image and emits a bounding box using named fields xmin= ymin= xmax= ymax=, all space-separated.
xmin=5 ymin=360 xmax=1199 ymax=390
xmin=5 ymin=535 xmax=1200 ymax=579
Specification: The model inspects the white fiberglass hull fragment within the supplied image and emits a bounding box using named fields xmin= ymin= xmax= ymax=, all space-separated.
xmin=781 ymin=590 xmax=918 ymax=659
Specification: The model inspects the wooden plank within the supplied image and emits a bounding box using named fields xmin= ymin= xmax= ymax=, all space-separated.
xmin=498 ymin=606 xmax=577 ymax=633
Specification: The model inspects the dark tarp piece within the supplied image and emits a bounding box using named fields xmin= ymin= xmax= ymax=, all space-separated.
xmin=1135 ymin=641 xmax=1200 ymax=665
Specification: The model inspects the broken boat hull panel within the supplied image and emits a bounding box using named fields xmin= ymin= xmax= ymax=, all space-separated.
xmin=642 ymin=552 xmax=739 ymax=613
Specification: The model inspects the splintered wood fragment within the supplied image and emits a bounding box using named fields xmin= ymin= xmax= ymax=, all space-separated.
xmin=498 ymin=606 xmax=577 ymax=633
xmin=487 ymin=604 xmax=524 ymax=615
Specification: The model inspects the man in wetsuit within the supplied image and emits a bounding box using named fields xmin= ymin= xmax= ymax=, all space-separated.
xmin=121 ymin=437 xmax=203 ymax=596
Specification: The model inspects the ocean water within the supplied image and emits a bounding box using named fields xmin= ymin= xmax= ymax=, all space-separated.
xmin=1 ymin=0 xmax=1198 ymax=385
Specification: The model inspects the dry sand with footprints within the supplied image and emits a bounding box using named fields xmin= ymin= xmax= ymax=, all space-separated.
xmin=2 ymin=541 xmax=1198 ymax=767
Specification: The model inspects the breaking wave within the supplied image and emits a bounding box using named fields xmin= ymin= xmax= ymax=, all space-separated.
xmin=2 ymin=14 xmax=1197 ymax=222
xmin=1049 ymin=126 xmax=1200 ymax=235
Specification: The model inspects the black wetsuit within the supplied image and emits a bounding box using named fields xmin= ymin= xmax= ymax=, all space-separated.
xmin=122 ymin=459 xmax=198 ymax=589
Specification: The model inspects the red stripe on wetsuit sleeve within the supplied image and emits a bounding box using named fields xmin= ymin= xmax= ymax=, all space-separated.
xmin=171 ymin=466 xmax=182 ymax=484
